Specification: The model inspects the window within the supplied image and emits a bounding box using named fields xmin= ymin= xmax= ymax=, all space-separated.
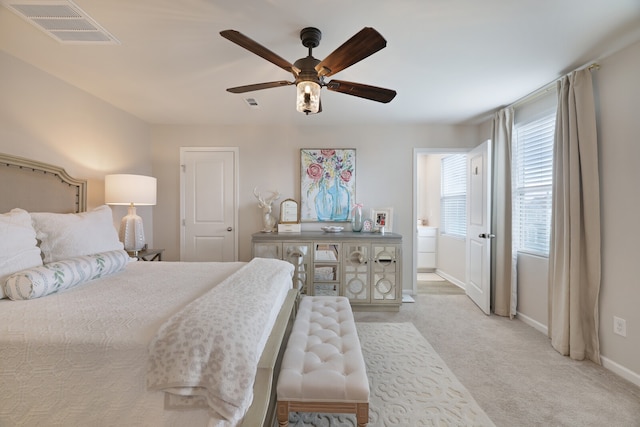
xmin=513 ymin=107 xmax=556 ymax=256
xmin=440 ymin=154 xmax=467 ymax=238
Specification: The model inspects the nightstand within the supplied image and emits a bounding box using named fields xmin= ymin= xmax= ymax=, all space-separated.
xmin=127 ymin=248 xmax=164 ymax=261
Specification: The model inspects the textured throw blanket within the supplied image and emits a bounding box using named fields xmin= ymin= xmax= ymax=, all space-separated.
xmin=147 ymin=258 xmax=293 ymax=425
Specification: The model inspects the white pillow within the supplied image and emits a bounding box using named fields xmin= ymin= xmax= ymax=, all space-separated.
xmin=0 ymin=209 xmax=43 ymax=299
xmin=3 ymin=250 xmax=130 ymax=300
xmin=31 ymin=205 xmax=123 ymax=263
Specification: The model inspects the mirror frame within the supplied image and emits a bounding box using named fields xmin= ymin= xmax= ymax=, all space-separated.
xmin=280 ymin=198 xmax=300 ymax=224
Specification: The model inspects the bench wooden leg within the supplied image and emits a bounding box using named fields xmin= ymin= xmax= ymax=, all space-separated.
xmin=356 ymin=402 xmax=369 ymax=427
xmin=276 ymin=400 xmax=289 ymax=427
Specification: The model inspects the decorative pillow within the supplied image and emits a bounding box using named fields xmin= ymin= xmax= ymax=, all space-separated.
xmin=0 ymin=209 xmax=43 ymax=299
xmin=31 ymin=205 xmax=124 ymax=263
xmin=3 ymin=250 xmax=129 ymax=300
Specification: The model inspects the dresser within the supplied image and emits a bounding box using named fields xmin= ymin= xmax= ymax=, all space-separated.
xmin=417 ymin=226 xmax=437 ymax=270
xmin=252 ymin=231 xmax=402 ymax=311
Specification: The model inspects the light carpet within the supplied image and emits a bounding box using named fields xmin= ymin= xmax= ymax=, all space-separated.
xmin=287 ymin=322 xmax=494 ymax=427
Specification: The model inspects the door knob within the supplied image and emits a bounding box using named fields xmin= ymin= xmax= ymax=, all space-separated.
xmin=227 ymin=227 xmax=233 ymax=232
xmin=478 ymin=233 xmax=495 ymax=239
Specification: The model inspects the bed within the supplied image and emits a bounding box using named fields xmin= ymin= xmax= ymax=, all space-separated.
xmin=0 ymin=153 xmax=298 ymax=427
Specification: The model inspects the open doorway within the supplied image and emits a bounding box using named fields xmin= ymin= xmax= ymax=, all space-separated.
xmin=412 ymin=148 xmax=468 ymax=297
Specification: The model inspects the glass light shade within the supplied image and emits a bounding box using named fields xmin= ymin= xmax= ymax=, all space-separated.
xmin=105 ymin=174 xmax=157 ymax=252
xmin=296 ymin=81 xmax=320 ymax=114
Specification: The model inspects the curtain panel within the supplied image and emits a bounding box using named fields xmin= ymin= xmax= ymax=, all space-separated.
xmin=548 ymin=69 xmax=601 ymax=363
xmin=491 ymin=107 xmax=516 ymax=318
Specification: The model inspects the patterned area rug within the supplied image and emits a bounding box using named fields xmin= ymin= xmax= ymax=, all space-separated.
xmin=287 ymin=322 xmax=494 ymax=426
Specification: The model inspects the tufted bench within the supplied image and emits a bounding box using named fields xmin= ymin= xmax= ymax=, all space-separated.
xmin=276 ymin=296 xmax=369 ymax=427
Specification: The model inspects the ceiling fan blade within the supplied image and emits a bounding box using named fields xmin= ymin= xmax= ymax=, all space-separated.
xmin=325 ymin=80 xmax=397 ymax=103
xmin=316 ymin=27 xmax=387 ymax=77
xmin=220 ymin=30 xmax=298 ymax=74
xmin=226 ymin=81 xmax=294 ymax=93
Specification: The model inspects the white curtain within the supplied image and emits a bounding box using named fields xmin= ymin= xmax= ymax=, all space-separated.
xmin=548 ymin=69 xmax=601 ymax=363
xmin=491 ymin=107 xmax=516 ymax=318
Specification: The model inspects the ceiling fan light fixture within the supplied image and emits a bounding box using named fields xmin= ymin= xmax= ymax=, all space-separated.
xmin=221 ymin=27 xmax=395 ymax=114
xmin=296 ymin=81 xmax=320 ymax=115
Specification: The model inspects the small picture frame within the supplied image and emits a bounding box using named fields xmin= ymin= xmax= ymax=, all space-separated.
xmin=370 ymin=207 xmax=393 ymax=232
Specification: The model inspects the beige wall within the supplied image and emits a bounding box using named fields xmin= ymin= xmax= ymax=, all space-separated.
xmin=2 ymin=37 xmax=639 ymax=383
xmin=516 ymin=253 xmax=549 ymax=331
xmin=477 ymin=40 xmax=640 ymax=380
xmin=150 ymin=124 xmax=480 ymax=291
xmin=596 ymin=39 xmax=640 ymax=377
xmin=0 ymin=51 xmax=155 ymax=244
xmin=417 ymin=153 xmax=443 ymax=227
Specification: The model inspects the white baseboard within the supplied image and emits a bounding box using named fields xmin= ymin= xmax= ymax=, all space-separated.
xmin=516 ymin=313 xmax=640 ymax=388
xmin=402 ymin=291 xmax=415 ymax=303
xmin=601 ymin=356 xmax=640 ymax=388
xmin=434 ymin=269 xmax=466 ymax=290
xmin=516 ymin=312 xmax=548 ymax=335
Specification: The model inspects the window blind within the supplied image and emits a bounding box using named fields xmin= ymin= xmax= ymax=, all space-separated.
xmin=513 ymin=107 xmax=556 ymax=256
xmin=441 ymin=154 xmax=467 ymax=238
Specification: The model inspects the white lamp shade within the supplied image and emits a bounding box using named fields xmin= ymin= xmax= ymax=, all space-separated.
xmin=105 ymin=174 xmax=157 ymax=206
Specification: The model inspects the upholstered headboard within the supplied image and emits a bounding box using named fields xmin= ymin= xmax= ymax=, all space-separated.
xmin=0 ymin=153 xmax=87 ymax=213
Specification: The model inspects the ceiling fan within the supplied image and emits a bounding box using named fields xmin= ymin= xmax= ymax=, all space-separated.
xmin=220 ymin=27 xmax=397 ymax=115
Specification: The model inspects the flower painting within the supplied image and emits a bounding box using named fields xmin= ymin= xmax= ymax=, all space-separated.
xmin=301 ymin=149 xmax=356 ymax=222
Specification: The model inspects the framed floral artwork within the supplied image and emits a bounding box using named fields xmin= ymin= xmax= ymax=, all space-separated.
xmin=301 ymin=149 xmax=355 ymax=222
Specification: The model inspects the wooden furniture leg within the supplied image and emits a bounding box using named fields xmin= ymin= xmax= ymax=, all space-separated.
xmin=276 ymin=400 xmax=289 ymax=427
xmin=357 ymin=402 xmax=369 ymax=427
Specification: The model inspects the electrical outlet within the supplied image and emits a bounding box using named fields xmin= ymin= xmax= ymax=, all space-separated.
xmin=613 ymin=316 xmax=627 ymax=337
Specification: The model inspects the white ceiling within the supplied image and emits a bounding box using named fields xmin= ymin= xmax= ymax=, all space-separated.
xmin=2 ymin=0 xmax=640 ymax=126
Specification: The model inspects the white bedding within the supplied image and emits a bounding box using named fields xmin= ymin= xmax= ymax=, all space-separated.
xmin=148 ymin=258 xmax=294 ymax=425
xmin=0 ymin=259 xmax=293 ymax=427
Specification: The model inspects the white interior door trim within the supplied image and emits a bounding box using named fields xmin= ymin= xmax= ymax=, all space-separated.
xmin=412 ymin=147 xmax=469 ymax=297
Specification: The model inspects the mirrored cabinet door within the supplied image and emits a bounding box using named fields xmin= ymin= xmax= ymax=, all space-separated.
xmin=253 ymin=242 xmax=281 ymax=259
xmin=313 ymin=243 xmax=340 ymax=296
xmin=372 ymin=245 xmax=398 ymax=302
xmin=343 ymin=244 xmax=369 ymax=302
xmin=283 ymin=243 xmax=311 ymax=295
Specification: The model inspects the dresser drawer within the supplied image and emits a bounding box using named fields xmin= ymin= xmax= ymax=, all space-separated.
xmin=417 ymin=226 xmax=437 ymax=237
xmin=418 ymin=236 xmax=436 ymax=252
xmin=418 ymin=252 xmax=436 ymax=268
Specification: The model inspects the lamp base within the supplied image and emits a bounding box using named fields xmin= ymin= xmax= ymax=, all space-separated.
xmin=119 ymin=205 xmax=146 ymax=251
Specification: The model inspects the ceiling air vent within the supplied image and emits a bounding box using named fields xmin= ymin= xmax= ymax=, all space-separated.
xmin=1 ymin=0 xmax=120 ymax=44
xmin=244 ymin=98 xmax=260 ymax=109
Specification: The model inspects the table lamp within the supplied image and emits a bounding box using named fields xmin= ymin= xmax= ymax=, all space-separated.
xmin=105 ymin=174 xmax=157 ymax=252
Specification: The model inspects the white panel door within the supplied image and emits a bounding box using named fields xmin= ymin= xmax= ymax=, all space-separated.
xmin=180 ymin=147 xmax=238 ymax=262
xmin=466 ymin=140 xmax=492 ymax=314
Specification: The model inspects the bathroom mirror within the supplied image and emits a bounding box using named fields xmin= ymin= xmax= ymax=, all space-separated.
xmin=280 ymin=199 xmax=299 ymax=224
